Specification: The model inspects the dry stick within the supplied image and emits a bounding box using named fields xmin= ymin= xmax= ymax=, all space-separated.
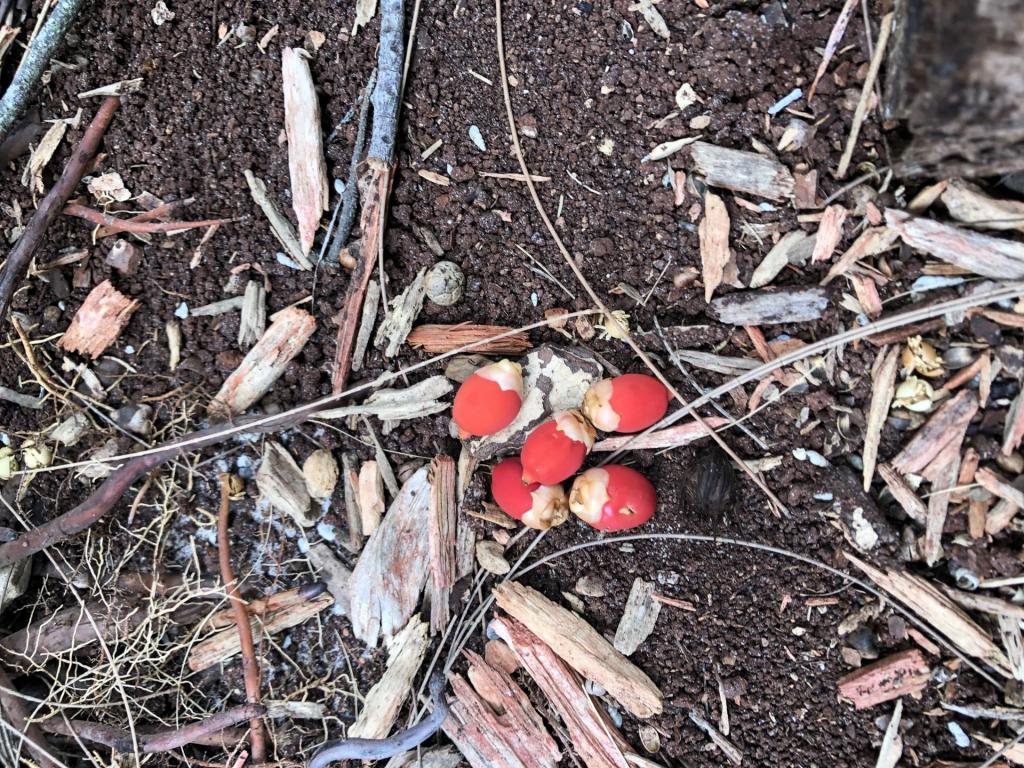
xmin=836 ymin=12 xmax=894 ymax=179
xmin=0 ymin=95 xmax=119 ymax=318
xmin=216 ymin=474 xmax=266 ymax=764
xmin=63 ymin=204 xmax=235 ymax=234
xmin=0 ymin=0 xmax=86 ymax=140
xmin=492 ymin=0 xmax=789 ymax=515
xmin=40 ymin=705 xmax=265 ymax=754
xmin=0 ymin=666 xmax=62 ymax=768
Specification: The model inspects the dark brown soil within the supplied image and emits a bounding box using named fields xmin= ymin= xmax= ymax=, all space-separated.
xmin=0 ymin=0 xmax=1012 ymax=765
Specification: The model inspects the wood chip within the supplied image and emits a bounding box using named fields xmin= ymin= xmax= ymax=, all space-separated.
xmin=237 ymin=280 xmax=267 ymax=348
xmin=282 ymin=47 xmax=328 ymax=256
xmin=58 ymin=280 xmax=139 ymax=359
xmin=22 ymin=119 xmax=67 ymax=193
xmin=943 ymin=587 xmax=1024 ymax=621
xmin=418 ymin=169 xmax=450 ymax=186
xmin=886 ymin=209 xmax=1024 ymax=280
xmin=341 ymin=453 xmax=363 ymax=552
xmin=306 ymin=542 xmax=351 ymax=615
xmin=878 ymin=464 xmax=927 ymax=525
xmin=986 ymin=498 xmax=1020 ymax=536
xmin=1004 ymin=390 xmax=1024 ymax=457
xmin=348 ymin=467 xmax=431 ymax=647
xmin=863 ymin=346 xmax=900 ymax=491
xmin=188 ymin=591 xmax=332 ymax=672
xmin=837 ymin=649 xmax=929 ymax=709
xmin=699 ymin=191 xmax=737 ymax=303
xmin=490 ymin=616 xmax=631 ymax=768
xmin=594 ymin=417 xmax=727 ymax=452
xmin=923 ymin=437 xmax=963 ymax=566
xmin=428 ymin=456 xmax=457 ymax=632
xmin=244 ymin=170 xmax=309 ymax=269
xmin=941 ymin=178 xmax=1024 ymax=233
xmin=407 ymin=323 xmax=533 ymax=355
xmin=890 ymin=390 xmax=978 ymax=475
xmin=976 ymin=467 xmax=1024 ymax=509
xmin=443 ymin=651 xmax=561 ymax=768
xmin=845 ymin=553 xmax=1013 ymax=678
xmin=836 ymin=12 xmax=893 ymax=179
xmin=688 ymin=709 xmax=743 ymax=765
xmin=358 ymin=461 xmax=385 ymax=535
xmin=821 ymin=226 xmax=899 ymax=286
xmin=811 ymin=204 xmax=848 ymax=263
xmin=375 ymin=268 xmax=427 ymax=357
xmin=317 ymin=376 xmax=453 ymax=424
xmin=750 ymin=230 xmax=815 ymax=289
xmin=210 ymin=306 xmax=316 ymax=416
xmin=642 ymin=135 xmax=701 ymax=162
xmin=613 ymin=578 xmax=662 ymax=656
xmin=256 ymin=441 xmax=315 ymax=527
xmin=492 ymin=581 xmax=663 ymax=718
xmin=352 ymin=0 xmax=377 ymax=33
xmin=707 ymin=287 xmax=828 ymax=325
xmin=349 ymin=616 xmax=429 ymax=739
xmin=629 ymin=0 xmax=669 ymax=40
xmin=352 ymin=278 xmax=381 ymax=373
xmin=850 ymin=274 xmax=882 ymax=319
xmin=690 ymin=141 xmax=795 ymax=201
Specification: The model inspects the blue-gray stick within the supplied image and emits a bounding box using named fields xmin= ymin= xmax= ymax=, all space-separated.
xmin=0 ymin=0 xmax=87 ymax=141
xmin=307 ymin=674 xmax=449 ymax=768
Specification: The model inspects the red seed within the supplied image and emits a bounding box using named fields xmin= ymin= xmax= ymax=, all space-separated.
xmin=582 ymin=373 xmax=670 ymax=433
xmin=452 ymin=359 xmax=523 ymax=438
xmin=520 ymin=410 xmax=596 ymax=485
xmin=569 ymin=465 xmax=656 ymax=531
xmin=490 ymin=457 xmax=568 ymax=530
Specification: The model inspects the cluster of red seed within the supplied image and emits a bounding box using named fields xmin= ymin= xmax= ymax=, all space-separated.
xmin=452 ymin=362 xmax=669 ymax=532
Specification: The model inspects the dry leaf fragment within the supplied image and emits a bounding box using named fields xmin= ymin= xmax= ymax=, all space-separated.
xmin=22 ymin=119 xmax=67 ymax=193
xmin=87 ymin=171 xmax=131 ymax=203
xmin=59 ymin=280 xmax=140 ymax=359
xmin=901 ymin=336 xmax=944 ymax=378
xmin=282 ymin=47 xmax=329 ymax=257
xmin=698 ymin=191 xmax=734 ymax=303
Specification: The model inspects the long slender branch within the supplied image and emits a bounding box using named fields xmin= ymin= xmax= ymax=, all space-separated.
xmin=0 ymin=667 xmax=61 ymax=768
xmin=63 ymin=204 xmax=234 ymax=234
xmin=217 ymin=474 xmax=266 ymax=763
xmin=0 ymin=0 xmax=87 ymax=141
xmin=0 ymin=96 xmax=120 ymax=318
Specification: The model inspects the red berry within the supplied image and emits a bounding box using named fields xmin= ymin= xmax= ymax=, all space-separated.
xmin=569 ymin=465 xmax=656 ymax=531
xmin=452 ymin=360 xmax=523 ymax=438
xmin=490 ymin=458 xmax=568 ymax=530
xmin=520 ymin=410 xmax=596 ymax=485
xmin=582 ymin=374 xmax=670 ymax=433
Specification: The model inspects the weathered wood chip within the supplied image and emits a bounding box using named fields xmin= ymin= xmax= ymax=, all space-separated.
xmin=317 ymin=376 xmax=453 ymax=423
xmin=837 ymin=649 xmax=930 ymax=709
xmin=238 ymin=280 xmax=266 ymax=348
xmin=282 ymin=47 xmax=328 ymax=257
xmin=407 ymin=323 xmax=533 ymax=354
xmin=875 ymin=700 xmax=903 ymax=768
xmin=811 ymin=204 xmax=847 ymax=263
xmin=699 ymin=191 xmax=737 ymax=303
xmin=923 ymin=436 xmax=963 ymax=566
xmin=593 ymin=418 xmax=728 ymax=452
xmin=750 ymin=230 xmax=815 ymax=288
xmin=890 ymin=390 xmax=978 ymax=476
xmin=820 ymin=226 xmax=899 ymax=286
xmin=244 ymin=170 xmax=309 ymax=269
xmin=613 ymin=578 xmax=662 ymax=656
xmin=428 ymin=456 xmax=457 ymax=632
xmin=1004 ymin=390 xmax=1024 ymax=457
xmin=707 ymin=287 xmax=828 ymax=325
xmin=941 ymin=178 xmax=1024 ymax=233
xmin=862 ymin=346 xmax=900 ymax=491
xmin=257 ymin=441 xmax=315 ymax=527
xmin=306 ymin=542 xmax=351 ymax=615
xmin=690 ymin=141 xmax=795 ymax=201
xmin=358 ymin=461 xmax=385 ymax=535
xmin=877 ymin=464 xmax=927 ymax=525
xmin=375 ymin=268 xmax=428 ymax=357
xmin=58 ymin=280 xmax=140 ymax=359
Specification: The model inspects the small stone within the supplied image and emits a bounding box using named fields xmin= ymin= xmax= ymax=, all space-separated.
xmin=21 ymin=442 xmax=53 ymax=469
xmin=303 ymin=449 xmax=339 ymax=500
xmin=106 ymin=239 xmax=142 ymax=275
xmin=476 ymin=540 xmax=510 ymax=575
xmin=639 ymin=725 xmax=661 ymax=753
xmin=575 ymin=574 xmax=606 ymax=597
xmin=235 ymin=24 xmax=257 ymax=44
xmin=689 ymin=114 xmax=711 ymax=130
xmin=0 ymin=447 xmax=17 ymax=480
xmin=425 ymin=260 xmax=464 ymax=306
xmin=114 ymin=403 xmax=154 ymax=435
xmin=846 ymin=626 xmax=879 ymax=659
xmin=49 ymin=411 xmax=90 ymax=446
xmin=468 ymin=125 xmax=486 ymax=151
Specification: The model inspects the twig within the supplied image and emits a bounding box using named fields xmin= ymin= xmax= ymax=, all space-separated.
xmin=0 ymin=96 xmax=119 ymax=318
xmin=217 ymin=474 xmax=266 ymax=763
xmin=40 ymin=704 xmax=265 ymax=753
xmin=330 ymin=0 xmax=403 ymax=393
xmin=63 ymin=203 xmax=234 ymax=233
xmin=0 ymin=0 xmax=86 ymax=141
xmin=0 ymin=667 xmax=61 ymax=768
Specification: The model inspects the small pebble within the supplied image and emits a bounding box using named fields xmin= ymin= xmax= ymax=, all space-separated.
xmin=425 ymin=260 xmax=464 ymax=306
xmin=948 ymin=721 xmax=970 ymax=748
xmin=468 ymin=125 xmax=486 ymax=151
xmin=174 ymin=302 xmax=189 ymax=319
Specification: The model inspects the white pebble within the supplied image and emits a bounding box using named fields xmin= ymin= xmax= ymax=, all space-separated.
xmin=469 ymin=125 xmax=487 ymax=151
xmin=948 ymin=722 xmax=970 ymax=748
xmin=174 ymin=302 xmax=189 ymax=319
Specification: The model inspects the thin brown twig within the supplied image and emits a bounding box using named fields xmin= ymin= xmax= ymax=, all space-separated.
xmin=217 ymin=473 xmax=266 ymax=763
xmin=0 ymin=96 xmax=120 ymax=318
xmin=0 ymin=667 xmax=61 ymax=768
xmin=63 ymin=204 xmax=235 ymax=234
xmin=95 ymin=197 xmax=196 ymax=237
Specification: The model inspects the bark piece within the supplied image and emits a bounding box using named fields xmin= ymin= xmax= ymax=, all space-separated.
xmin=443 ymin=651 xmax=561 ymax=768
xmin=58 ymin=279 xmax=139 ymax=359
xmin=708 ymin=287 xmax=828 ymax=326
xmin=282 ymin=47 xmax=328 ymax=256
xmin=613 ymin=578 xmax=661 ymax=656
xmin=341 ymin=453 xmax=363 ymax=552
xmin=238 ymin=280 xmax=267 ymax=348
xmin=845 ymin=553 xmax=1013 ymax=678
xmin=244 ymin=170 xmax=309 ymax=268
xmin=878 ymin=464 xmax=927 ymax=525
xmin=350 ymin=616 xmax=430 ymax=739
xmin=986 ymin=498 xmax=1020 ymax=536
xmin=750 ymin=230 xmax=815 ymax=289
xmin=188 ymin=591 xmax=333 ymax=671
xmin=836 ymin=649 xmax=930 ymax=709
xmin=256 ymin=441 xmax=314 ymax=527
xmin=306 ymin=542 xmax=352 ymax=615
xmin=492 ymin=581 xmax=663 ymax=718
xmin=428 ymin=456 xmax=457 ymax=633
xmin=976 ymin=467 xmax=1024 ymax=509
xmin=594 ymin=418 xmax=728 ymax=452
xmin=690 ymin=141 xmax=794 ymax=201
xmin=698 ymin=191 xmax=736 ymax=303
xmin=891 ymin=390 xmax=978 ymax=475
xmin=821 ymin=226 xmax=899 ymax=286
xmin=941 ymin=179 xmax=1024 ymax=233
xmin=886 ymin=210 xmax=1024 ymax=280
xmin=863 ymin=347 xmax=900 ymax=491
xmin=210 ymin=306 xmax=316 ymax=416
xmin=923 ymin=436 xmax=963 ymax=566
xmin=407 ymin=323 xmax=533 ymax=354
xmin=1004 ymin=390 xmax=1024 ymax=456
xmin=489 ymin=616 xmax=629 ymax=768
xmin=469 ymin=346 xmax=602 ymax=461
xmin=357 ymin=461 xmax=385 ymax=535
xmin=811 ymin=204 xmax=848 ymax=263
xmin=317 ymin=375 xmax=452 ymax=424
xmin=850 ymin=274 xmax=882 ymax=319
xmin=352 ymin=277 xmax=380 ymax=373
xmin=348 ymin=467 xmax=432 ymax=647
xmin=375 ymin=268 xmax=428 ymax=357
